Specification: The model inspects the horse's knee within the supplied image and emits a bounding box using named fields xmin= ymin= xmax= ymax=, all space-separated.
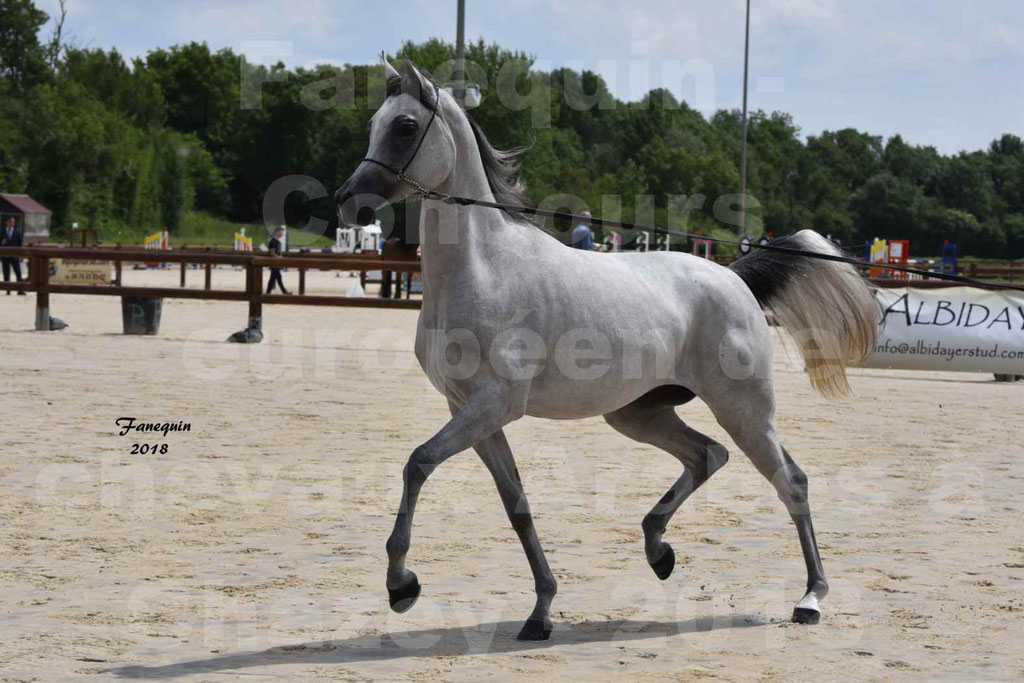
xmin=706 ymin=443 xmax=729 ymax=475
xmin=681 ymin=442 xmax=728 ymax=483
xmin=403 ymin=445 xmax=437 ymax=487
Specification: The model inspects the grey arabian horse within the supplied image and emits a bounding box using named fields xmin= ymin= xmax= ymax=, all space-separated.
xmin=333 ymin=58 xmax=878 ymax=641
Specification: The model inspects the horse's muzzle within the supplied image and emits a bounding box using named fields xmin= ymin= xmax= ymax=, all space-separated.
xmin=334 ymin=165 xmax=395 ymax=227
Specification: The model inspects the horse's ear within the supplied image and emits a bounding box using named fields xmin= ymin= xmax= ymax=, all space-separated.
xmin=401 ymin=57 xmax=436 ymax=107
xmin=381 ymin=52 xmax=399 ymax=81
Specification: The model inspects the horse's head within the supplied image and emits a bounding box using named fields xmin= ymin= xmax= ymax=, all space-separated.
xmin=334 ymin=57 xmax=455 ymax=227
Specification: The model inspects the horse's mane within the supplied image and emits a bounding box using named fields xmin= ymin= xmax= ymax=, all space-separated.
xmin=464 ymin=113 xmax=533 ymax=220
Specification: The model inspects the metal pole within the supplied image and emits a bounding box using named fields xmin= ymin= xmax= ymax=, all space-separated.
xmin=455 ymin=0 xmax=466 ymax=97
xmin=738 ymin=0 xmax=751 ymax=234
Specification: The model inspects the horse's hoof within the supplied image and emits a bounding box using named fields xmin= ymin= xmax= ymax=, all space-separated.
xmin=792 ymin=606 xmax=821 ymax=625
xmin=388 ymin=577 xmax=421 ymax=613
xmin=516 ymin=618 xmax=552 ymax=641
xmin=649 ymin=545 xmax=675 ymax=581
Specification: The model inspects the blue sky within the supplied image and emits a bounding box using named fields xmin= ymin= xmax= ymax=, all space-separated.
xmin=39 ymin=0 xmax=1023 ymax=154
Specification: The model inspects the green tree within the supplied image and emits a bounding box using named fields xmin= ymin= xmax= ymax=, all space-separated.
xmin=0 ymin=0 xmax=49 ymax=91
xmin=849 ymin=172 xmax=928 ymax=245
xmin=2 ymin=12 xmax=1021 ymax=257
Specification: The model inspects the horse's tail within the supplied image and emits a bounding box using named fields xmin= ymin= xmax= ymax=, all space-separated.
xmin=730 ymin=229 xmax=878 ymax=398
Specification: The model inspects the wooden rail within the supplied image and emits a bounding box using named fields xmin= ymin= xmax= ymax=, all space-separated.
xmin=0 ymin=246 xmax=422 ymax=332
xmin=965 ymin=262 xmax=1022 ymax=282
xmin=0 ymin=245 xmax=1015 ymax=334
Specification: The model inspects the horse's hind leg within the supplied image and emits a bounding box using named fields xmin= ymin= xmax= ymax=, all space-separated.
xmin=711 ymin=394 xmax=829 ymax=624
xmin=604 ymin=387 xmax=729 ymax=580
xmin=779 ymin=446 xmax=829 ymax=623
xmin=469 ymin=426 xmax=557 ymax=641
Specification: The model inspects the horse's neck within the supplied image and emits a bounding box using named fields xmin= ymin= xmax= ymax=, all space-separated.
xmin=418 ymin=141 xmax=530 ymax=299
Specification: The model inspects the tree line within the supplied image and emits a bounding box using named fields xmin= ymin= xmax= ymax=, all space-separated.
xmin=1 ymin=0 xmax=1022 ymax=257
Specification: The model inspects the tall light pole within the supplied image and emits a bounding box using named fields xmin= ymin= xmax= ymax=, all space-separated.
xmin=445 ymin=0 xmax=479 ymax=108
xmin=738 ymin=0 xmax=751 ymax=235
xmin=455 ymin=0 xmax=465 ymax=95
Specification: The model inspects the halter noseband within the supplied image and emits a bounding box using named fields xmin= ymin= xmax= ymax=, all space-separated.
xmin=361 ymin=81 xmax=441 ymax=197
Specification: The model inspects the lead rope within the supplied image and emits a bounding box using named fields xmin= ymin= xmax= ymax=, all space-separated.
xmin=408 ymin=186 xmax=1024 ymax=292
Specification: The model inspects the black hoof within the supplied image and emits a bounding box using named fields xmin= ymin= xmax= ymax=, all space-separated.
xmin=388 ymin=578 xmax=421 ymax=613
xmin=792 ymin=607 xmax=821 ymax=625
xmin=516 ymin=618 xmax=552 ymax=641
xmin=649 ymin=545 xmax=675 ymax=581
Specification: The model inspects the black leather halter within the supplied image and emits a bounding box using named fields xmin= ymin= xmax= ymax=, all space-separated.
xmin=361 ymin=81 xmax=441 ymax=196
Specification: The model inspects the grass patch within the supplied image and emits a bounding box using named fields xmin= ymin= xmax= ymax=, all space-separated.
xmin=96 ymin=212 xmax=334 ymax=249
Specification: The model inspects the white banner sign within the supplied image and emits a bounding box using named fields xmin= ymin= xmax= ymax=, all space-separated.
xmin=863 ymin=286 xmax=1024 ymax=374
xmin=51 ymin=258 xmax=113 ymax=284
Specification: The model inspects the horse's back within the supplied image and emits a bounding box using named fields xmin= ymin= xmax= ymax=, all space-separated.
xmin=507 ymin=246 xmax=770 ymax=418
xmin=595 ymin=249 xmax=764 ymax=327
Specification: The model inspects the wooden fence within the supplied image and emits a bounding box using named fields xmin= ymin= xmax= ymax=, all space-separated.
xmin=0 ymin=246 xmax=421 ymax=331
xmin=964 ymin=261 xmax=1023 ymax=283
xmin=0 ymin=245 xmax=1015 ymax=333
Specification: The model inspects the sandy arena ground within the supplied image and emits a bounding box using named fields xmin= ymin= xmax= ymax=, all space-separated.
xmin=1 ymin=266 xmax=1022 ymax=681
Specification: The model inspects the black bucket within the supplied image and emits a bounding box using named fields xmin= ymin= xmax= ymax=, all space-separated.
xmin=121 ymin=296 xmax=163 ymax=335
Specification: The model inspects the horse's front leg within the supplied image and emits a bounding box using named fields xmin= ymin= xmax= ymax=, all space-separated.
xmin=385 ymin=390 xmax=512 ymax=613
xmin=468 ymin=425 xmax=557 ymax=641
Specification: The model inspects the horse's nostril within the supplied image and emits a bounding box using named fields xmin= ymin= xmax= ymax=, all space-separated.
xmin=356 ymin=206 xmax=376 ymax=227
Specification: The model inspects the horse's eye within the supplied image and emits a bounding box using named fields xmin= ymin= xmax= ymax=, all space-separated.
xmin=398 ymin=118 xmax=418 ymax=135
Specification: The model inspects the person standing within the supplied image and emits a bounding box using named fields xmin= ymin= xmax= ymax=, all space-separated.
xmin=266 ymin=225 xmax=290 ymax=295
xmin=570 ymin=211 xmax=596 ymax=250
xmin=1 ymin=217 xmax=25 ymax=295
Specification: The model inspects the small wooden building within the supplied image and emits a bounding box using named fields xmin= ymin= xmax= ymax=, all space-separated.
xmin=0 ymin=193 xmax=51 ymax=244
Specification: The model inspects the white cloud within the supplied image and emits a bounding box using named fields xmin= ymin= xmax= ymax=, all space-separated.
xmin=758 ymin=0 xmax=845 ymax=33
xmin=982 ymin=22 xmax=1022 ymax=55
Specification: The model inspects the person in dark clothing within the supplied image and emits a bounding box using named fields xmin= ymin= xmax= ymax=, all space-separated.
xmin=266 ymin=225 xmax=290 ymax=294
xmin=1 ymin=217 xmax=25 ymax=295
xmin=379 ymin=237 xmax=418 ymax=299
xmin=378 ymin=206 xmax=420 ymax=299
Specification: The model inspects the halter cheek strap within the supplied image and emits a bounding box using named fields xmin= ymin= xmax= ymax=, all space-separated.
xmin=362 ymin=82 xmax=441 ymax=197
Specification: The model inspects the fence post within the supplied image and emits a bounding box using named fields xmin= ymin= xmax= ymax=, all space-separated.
xmin=204 ymin=261 xmax=212 ymax=290
xmin=299 ymin=267 xmax=305 ymax=295
xmin=34 ymin=256 xmax=49 ymax=331
xmin=249 ymin=263 xmax=263 ymax=332
xmin=180 ymin=261 xmax=186 ymax=287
